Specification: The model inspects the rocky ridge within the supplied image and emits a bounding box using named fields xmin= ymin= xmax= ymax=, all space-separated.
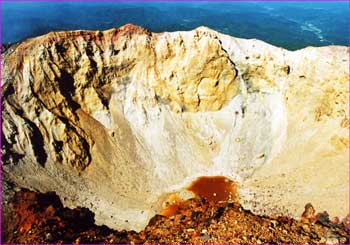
xmin=4 ymin=189 xmax=349 ymax=244
xmin=2 ymin=24 xmax=349 ymax=231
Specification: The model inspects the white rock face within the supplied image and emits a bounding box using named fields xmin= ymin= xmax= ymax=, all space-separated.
xmin=2 ymin=24 xmax=348 ymax=231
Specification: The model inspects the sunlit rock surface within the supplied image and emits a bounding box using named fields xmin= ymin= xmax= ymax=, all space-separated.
xmin=2 ymin=24 xmax=349 ymax=231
